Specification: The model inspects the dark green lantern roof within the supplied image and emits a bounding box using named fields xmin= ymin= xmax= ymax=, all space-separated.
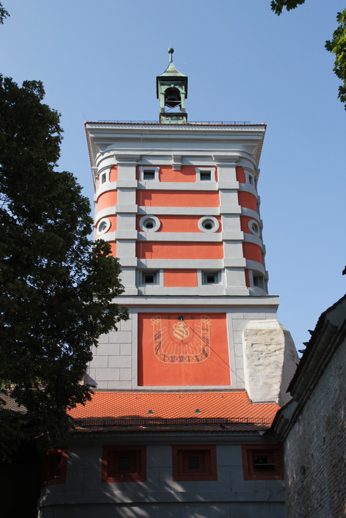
xmin=156 ymin=49 xmax=188 ymax=124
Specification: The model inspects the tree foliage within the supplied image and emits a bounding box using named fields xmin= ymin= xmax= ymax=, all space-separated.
xmin=271 ymin=1 xmax=346 ymax=110
xmin=0 ymin=2 xmax=9 ymax=24
xmin=0 ymin=76 xmax=127 ymax=459
xmin=271 ymin=0 xmax=305 ymax=15
xmin=325 ymin=10 xmax=346 ymax=109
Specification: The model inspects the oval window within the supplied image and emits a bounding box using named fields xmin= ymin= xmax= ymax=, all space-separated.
xmin=198 ymin=216 xmax=219 ymax=233
xmin=248 ymin=219 xmax=260 ymax=236
xmin=140 ymin=215 xmax=160 ymax=232
xmin=97 ymin=218 xmax=110 ymax=235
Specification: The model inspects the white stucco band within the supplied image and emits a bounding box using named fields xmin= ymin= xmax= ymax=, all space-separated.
xmin=242 ymin=320 xmax=298 ymax=404
xmin=217 ymin=164 xmax=237 ymax=184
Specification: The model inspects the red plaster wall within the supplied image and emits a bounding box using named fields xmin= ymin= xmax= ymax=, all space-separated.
xmin=138 ymin=313 xmax=230 ymax=386
xmin=137 ymin=215 xmax=221 ymax=233
xmin=164 ymin=270 xmax=198 ymax=287
xmin=137 ymin=191 xmax=219 ymax=207
xmin=236 ymin=166 xmax=246 ymax=183
xmin=238 ymin=191 xmax=258 ymax=211
xmin=243 ymin=243 xmax=263 ymax=263
xmin=136 ymin=242 xmax=224 ymax=259
xmin=159 ymin=165 xmax=196 ymax=183
xmin=97 ymin=190 xmax=117 ymax=211
xmin=110 ymin=166 xmax=118 ymax=182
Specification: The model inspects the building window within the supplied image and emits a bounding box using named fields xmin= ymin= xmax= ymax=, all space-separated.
xmin=143 ymin=170 xmax=155 ymax=180
xmin=140 ymin=166 xmax=159 ymax=182
xmin=248 ymin=219 xmax=260 ymax=236
xmin=202 ymin=271 xmax=220 ymax=285
xmin=198 ymin=216 xmax=219 ymax=233
xmin=43 ymin=449 xmax=67 ymax=485
xmin=200 ymin=170 xmax=212 ymax=181
xmin=102 ymin=446 xmax=146 ymax=482
xmin=100 ymin=171 xmax=108 ymax=184
xmin=248 ymin=173 xmax=254 ymax=185
xmin=242 ymin=445 xmax=283 ymax=480
xmin=142 ymin=270 xmax=159 ymax=285
xmin=196 ymin=168 xmax=215 ymax=182
xmin=140 ymin=215 xmax=160 ymax=232
xmin=97 ymin=218 xmax=111 ymax=235
xmin=253 ymin=272 xmax=265 ymax=290
xmin=172 ymin=445 xmax=217 ymax=481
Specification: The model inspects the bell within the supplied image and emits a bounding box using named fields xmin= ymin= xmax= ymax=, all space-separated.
xmin=164 ymin=87 xmax=181 ymax=108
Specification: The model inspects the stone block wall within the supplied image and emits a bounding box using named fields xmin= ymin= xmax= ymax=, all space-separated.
xmin=284 ymin=335 xmax=346 ymax=518
xmin=88 ymin=315 xmax=134 ymax=389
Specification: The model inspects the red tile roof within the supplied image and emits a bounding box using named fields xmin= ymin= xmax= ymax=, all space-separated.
xmin=69 ymin=391 xmax=279 ymax=431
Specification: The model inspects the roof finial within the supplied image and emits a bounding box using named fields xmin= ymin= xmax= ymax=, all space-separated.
xmin=168 ymin=47 xmax=174 ymax=63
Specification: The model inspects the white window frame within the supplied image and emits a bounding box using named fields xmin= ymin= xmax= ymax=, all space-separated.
xmin=249 ymin=270 xmax=267 ymax=292
xmin=196 ymin=167 xmax=215 ymax=182
xmin=97 ymin=217 xmax=111 ymax=235
xmin=198 ymin=216 xmax=219 ymax=233
xmin=248 ymin=219 xmax=260 ymax=236
xmin=99 ymin=170 xmax=109 ymax=185
xmin=140 ymin=270 xmax=162 ymax=286
xmin=201 ymin=270 xmax=221 ymax=285
xmin=246 ymin=171 xmax=256 ymax=186
xmin=139 ymin=166 xmax=160 ymax=182
xmin=139 ymin=215 xmax=161 ymax=232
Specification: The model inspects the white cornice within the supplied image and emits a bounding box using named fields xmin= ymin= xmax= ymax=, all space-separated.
xmin=85 ymin=121 xmax=266 ymax=175
xmin=85 ymin=121 xmax=266 ymax=132
xmin=115 ymin=295 xmax=279 ymax=307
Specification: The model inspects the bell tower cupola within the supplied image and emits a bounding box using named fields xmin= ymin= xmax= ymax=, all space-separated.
xmin=156 ymin=48 xmax=188 ymax=124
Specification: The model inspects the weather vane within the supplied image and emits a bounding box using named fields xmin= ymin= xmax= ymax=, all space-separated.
xmin=168 ymin=47 xmax=174 ymax=63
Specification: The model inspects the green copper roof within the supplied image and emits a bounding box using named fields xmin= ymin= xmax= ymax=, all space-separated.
xmin=156 ymin=48 xmax=188 ymax=99
xmin=158 ymin=60 xmax=187 ymax=79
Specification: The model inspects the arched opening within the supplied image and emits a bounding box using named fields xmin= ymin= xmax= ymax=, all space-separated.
xmin=164 ymin=87 xmax=181 ymax=109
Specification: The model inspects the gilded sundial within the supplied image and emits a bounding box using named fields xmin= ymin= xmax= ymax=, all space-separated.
xmin=151 ymin=315 xmax=210 ymax=364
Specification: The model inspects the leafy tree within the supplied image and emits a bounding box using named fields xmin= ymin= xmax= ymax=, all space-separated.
xmin=271 ymin=1 xmax=346 ymax=109
xmin=271 ymin=0 xmax=305 ymax=15
xmin=0 ymin=2 xmax=9 ymax=24
xmin=0 ymin=76 xmax=127 ymax=459
xmin=325 ymin=10 xmax=346 ymax=108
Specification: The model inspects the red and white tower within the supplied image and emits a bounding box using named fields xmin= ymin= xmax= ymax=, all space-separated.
xmin=41 ymin=51 xmax=297 ymax=517
xmin=84 ymin=51 xmax=296 ymax=399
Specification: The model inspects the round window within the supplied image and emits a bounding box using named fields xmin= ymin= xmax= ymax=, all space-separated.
xmin=140 ymin=215 xmax=160 ymax=232
xmin=198 ymin=216 xmax=219 ymax=233
xmin=248 ymin=219 xmax=260 ymax=236
xmin=97 ymin=218 xmax=110 ymax=235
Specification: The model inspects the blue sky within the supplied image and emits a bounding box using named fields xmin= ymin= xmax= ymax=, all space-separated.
xmin=1 ymin=0 xmax=345 ymax=351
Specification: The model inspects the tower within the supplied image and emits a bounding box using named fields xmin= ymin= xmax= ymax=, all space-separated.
xmin=40 ymin=52 xmax=297 ymax=518
xmin=157 ymin=48 xmax=188 ymax=124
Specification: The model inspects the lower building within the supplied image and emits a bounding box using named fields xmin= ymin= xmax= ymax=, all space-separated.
xmin=39 ymin=392 xmax=286 ymax=518
xmin=273 ymin=294 xmax=346 ymax=518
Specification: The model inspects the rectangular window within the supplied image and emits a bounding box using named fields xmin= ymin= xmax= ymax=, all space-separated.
xmin=143 ymin=271 xmax=159 ymax=285
xmin=202 ymin=271 xmax=220 ymax=285
xmin=200 ymin=170 xmax=212 ymax=181
xmin=102 ymin=446 xmax=146 ymax=482
xmin=43 ymin=449 xmax=68 ymax=485
xmin=143 ymin=170 xmax=155 ymax=181
xmin=242 ymin=445 xmax=283 ymax=480
xmin=140 ymin=167 xmax=159 ymax=182
xmin=196 ymin=168 xmax=215 ymax=182
xmin=100 ymin=172 xmax=107 ymax=184
xmin=172 ymin=445 xmax=217 ymax=481
xmin=253 ymin=273 xmax=265 ymax=289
